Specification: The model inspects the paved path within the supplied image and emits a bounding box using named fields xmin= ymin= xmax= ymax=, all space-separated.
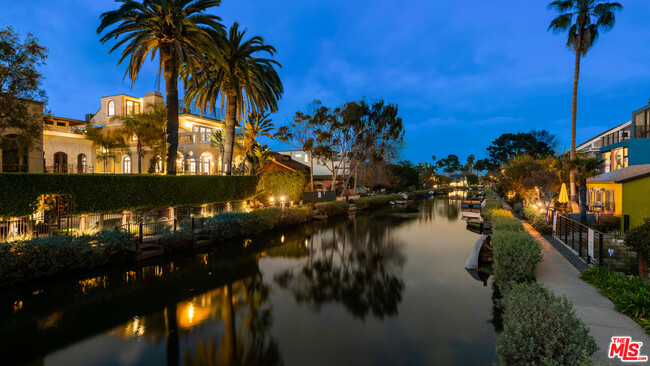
xmin=526 ymin=221 xmax=650 ymax=365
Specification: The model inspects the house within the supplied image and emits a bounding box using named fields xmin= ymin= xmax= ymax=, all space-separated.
xmin=576 ymin=120 xmax=632 ymax=158
xmin=266 ymin=152 xmax=310 ymax=175
xmin=586 ymin=164 xmax=650 ymax=229
xmin=274 ymin=149 xmax=352 ymax=190
xmin=43 ymin=116 xmax=96 ymax=173
xmin=0 ymin=99 xmax=45 ymax=173
xmin=449 ymin=174 xmax=467 ymax=187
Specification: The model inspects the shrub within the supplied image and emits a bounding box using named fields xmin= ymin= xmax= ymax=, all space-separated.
xmin=0 ymin=174 xmax=257 ymax=217
xmin=497 ymin=282 xmax=597 ymax=365
xmin=354 ymin=194 xmax=403 ymax=210
xmin=315 ymin=201 xmax=350 ymax=216
xmin=279 ymin=206 xmax=311 ymax=226
xmin=625 ymin=219 xmax=650 ymax=261
xmin=491 ymin=211 xmax=524 ymax=232
xmin=0 ymin=230 xmax=133 ymax=286
xmin=492 ymin=230 xmax=542 ymax=285
xmin=203 ymin=206 xmax=311 ymax=239
xmin=258 ymin=171 xmax=308 ymax=202
xmin=581 ymin=267 xmax=650 ymax=331
xmin=513 ymin=202 xmax=524 ymax=216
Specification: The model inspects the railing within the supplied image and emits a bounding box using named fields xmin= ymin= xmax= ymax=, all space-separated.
xmin=553 ymin=213 xmax=636 ymax=273
xmin=45 ymin=164 xmax=95 ymax=174
xmin=601 ymin=128 xmax=631 ymax=147
xmin=1 ymin=164 xmax=28 ymax=173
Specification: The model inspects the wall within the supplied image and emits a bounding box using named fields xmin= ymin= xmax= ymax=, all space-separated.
xmin=585 ymin=181 xmax=623 ymax=216
xmin=43 ymin=132 xmax=95 ymax=171
xmin=622 ymin=176 xmax=650 ymax=229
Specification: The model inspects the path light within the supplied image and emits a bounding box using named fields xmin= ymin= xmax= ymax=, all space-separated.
xmin=280 ymin=196 xmax=286 ymax=211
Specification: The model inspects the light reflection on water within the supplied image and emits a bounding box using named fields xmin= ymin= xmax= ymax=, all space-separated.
xmin=0 ymin=197 xmax=498 ymax=366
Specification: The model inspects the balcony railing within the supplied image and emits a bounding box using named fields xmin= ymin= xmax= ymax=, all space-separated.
xmin=46 ymin=164 xmax=94 ymax=174
xmin=1 ymin=164 xmax=28 ymax=173
xmin=601 ymin=129 xmax=631 ymax=147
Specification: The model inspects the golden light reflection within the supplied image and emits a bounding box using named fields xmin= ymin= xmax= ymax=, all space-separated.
xmin=281 ymin=235 xmax=285 ymax=243
xmin=243 ymin=239 xmax=252 ymax=248
xmin=123 ymin=316 xmax=146 ymax=338
xmin=78 ymin=276 xmax=109 ymax=294
xmin=200 ymin=253 xmax=209 ymax=265
xmin=13 ymin=300 xmax=23 ymax=313
xmin=178 ymin=300 xmax=210 ymax=329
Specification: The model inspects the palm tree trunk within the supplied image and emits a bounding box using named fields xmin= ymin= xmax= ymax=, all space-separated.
xmin=162 ymin=47 xmax=179 ymax=176
xmin=570 ymin=50 xmax=581 ymax=202
xmin=580 ymin=178 xmax=588 ymax=224
xmin=137 ymin=141 xmax=142 ymax=174
xmin=223 ymin=94 xmax=237 ymax=175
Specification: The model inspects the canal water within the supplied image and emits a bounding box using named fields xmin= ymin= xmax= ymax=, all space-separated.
xmin=0 ymin=197 xmax=499 ymax=366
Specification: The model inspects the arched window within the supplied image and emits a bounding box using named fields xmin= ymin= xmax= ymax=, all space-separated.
xmin=176 ymin=154 xmax=185 ymax=174
xmin=200 ymin=152 xmax=213 ymax=175
xmin=77 ymin=154 xmax=87 ymax=173
xmin=107 ymin=100 xmax=115 ymax=116
xmin=122 ymin=155 xmax=132 ymax=174
xmin=54 ymin=152 xmax=68 ymax=173
xmin=155 ymin=156 xmax=164 ymax=173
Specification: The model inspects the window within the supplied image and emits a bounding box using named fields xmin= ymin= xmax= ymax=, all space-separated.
xmin=154 ymin=156 xmax=163 ymax=173
xmin=107 ymin=100 xmax=115 ymax=116
xmin=77 ymin=154 xmax=87 ymax=173
xmin=54 ymin=152 xmax=68 ymax=173
xmin=189 ymin=159 xmax=197 ymax=174
xmin=192 ymin=125 xmax=213 ymax=143
xmin=200 ymin=153 xmax=212 ymax=175
xmin=122 ymin=155 xmax=132 ymax=174
xmin=177 ymin=155 xmax=185 ymax=174
xmin=613 ymin=147 xmax=628 ymax=171
xmin=602 ymin=152 xmax=611 ymax=173
xmin=125 ymin=100 xmax=141 ymax=116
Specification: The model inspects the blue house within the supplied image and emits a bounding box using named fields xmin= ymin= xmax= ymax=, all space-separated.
xmin=599 ymin=99 xmax=650 ymax=173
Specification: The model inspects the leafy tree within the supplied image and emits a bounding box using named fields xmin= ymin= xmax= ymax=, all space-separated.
xmin=313 ymin=104 xmax=350 ymax=192
xmin=531 ymin=129 xmax=559 ymax=151
xmin=486 ymin=132 xmax=554 ymax=166
xmin=548 ymin=0 xmax=622 ymax=200
xmin=567 ymin=155 xmax=603 ymax=222
xmin=80 ymin=124 xmax=126 ymax=173
xmin=242 ymin=112 xmax=274 ymax=157
xmin=436 ymin=154 xmax=462 ymax=175
xmin=465 ymin=154 xmax=476 ymax=174
xmin=274 ymin=101 xmax=325 ymax=191
xmin=390 ymin=160 xmax=419 ymax=190
xmin=0 ymin=26 xmax=47 ymax=157
xmin=246 ymin=144 xmax=274 ymax=177
xmin=185 ymin=22 xmax=283 ymax=175
xmin=115 ymin=105 xmax=166 ymax=174
xmin=501 ymin=155 xmax=560 ymax=203
xmin=97 ymin=0 xmax=223 ymax=175
xmin=466 ymin=173 xmax=479 ymax=185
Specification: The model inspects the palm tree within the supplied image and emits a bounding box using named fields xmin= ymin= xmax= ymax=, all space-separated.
xmin=80 ymin=124 xmax=126 ymax=173
xmin=242 ymin=112 xmax=274 ymax=156
xmin=568 ymin=155 xmax=603 ymax=223
xmin=185 ymin=22 xmax=283 ymax=175
xmin=97 ymin=0 xmax=224 ymax=175
xmin=548 ymin=0 xmax=622 ymax=201
xmin=246 ymin=144 xmax=274 ymax=176
xmin=115 ymin=105 xmax=167 ymax=174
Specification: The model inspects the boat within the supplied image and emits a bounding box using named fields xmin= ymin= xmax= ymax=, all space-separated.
xmin=464 ymin=235 xmax=493 ymax=270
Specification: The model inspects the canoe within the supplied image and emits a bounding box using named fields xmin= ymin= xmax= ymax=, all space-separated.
xmin=465 ymin=235 xmax=490 ymax=270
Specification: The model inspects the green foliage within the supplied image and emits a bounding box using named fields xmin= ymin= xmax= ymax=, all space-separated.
xmin=625 ymin=219 xmax=650 ymax=261
xmin=258 ymin=171 xmax=308 ymax=202
xmin=0 ymin=174 xmax=257 ymax=217
xmin=581 ymin=267 xmax=650 ymax=331
xmin=513 ymin=202 xmax=524 ymax=216
xmin=492 ymin=230 xmax=542 ymax=285
xmin=497 ymin=282 xmax=597 ymax=365
xmin=492 ymin=216 xmax=525 ymax=232
xmin=203 ymin=206 xmax=310 ymax=239
xmin=315 ymin=201 xmax=350 ymax=216
xmin=466 ymin=173 xmax=479 ymax=185
xmin=354 ymin=194 xmax=403 ymax=210
xmin=0 ymin=230 xmax=132 ymax=286
xmin=390 ymin=161 xmax=419 ymax=189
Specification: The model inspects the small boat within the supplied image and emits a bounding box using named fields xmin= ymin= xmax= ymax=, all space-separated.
xmin=465 ymin=235 xmax=492 ymax=270
xmin=421 ymin=194 xmax=433 ymax=199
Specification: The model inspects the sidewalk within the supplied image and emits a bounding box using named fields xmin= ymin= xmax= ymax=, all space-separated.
xmin=525 ymin=221 xmax=650 ymax=365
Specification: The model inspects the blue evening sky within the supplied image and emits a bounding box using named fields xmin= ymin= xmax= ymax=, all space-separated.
xmin=3 ymin=0 xmax=650 ymax=164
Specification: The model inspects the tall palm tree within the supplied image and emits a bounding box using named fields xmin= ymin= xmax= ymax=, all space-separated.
xmin=115 ymin=105 xmax=167 ymax=174
xmin=242 ymin=112 xmax=274 ymax=156
xmin=548 ymin=0 xmax=622 ymax=201
xmin=97 ymin=0 xmax=224 ymax=175
xmin=568 ymin=155 xmax=603 ymax=223
xmin=185 ymin=22 xmax=283 ymax=175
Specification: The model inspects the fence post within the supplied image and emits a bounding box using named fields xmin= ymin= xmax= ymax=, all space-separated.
xmin=599 ymin=233 xmax=604 ymax=267
xmin=191 ymin=217 xmax=195 ymax=232
xmin=138 ymin=222 xmax=143 ymax=249
xmin=578 ymin=227 xmax=583 ymax=258
xmin=174 ymin=219 xmax=177 ymax=234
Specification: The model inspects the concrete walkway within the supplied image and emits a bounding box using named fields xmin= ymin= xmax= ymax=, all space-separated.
xmin=526 ymin=221 xmax=650 ymax=365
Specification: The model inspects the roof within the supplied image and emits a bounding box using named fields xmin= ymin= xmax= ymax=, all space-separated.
xmin=576 ymin=120 xmax=632 ymax=150
xmin=588 ymin=164 xmax=650 ymax=184
xmin=268 ymin=152 xmax=310 ymax=173
xmin=44 ymin=115 xmax=87 ymax=126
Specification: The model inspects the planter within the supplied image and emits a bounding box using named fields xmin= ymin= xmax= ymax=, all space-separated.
xmin=638 ymin=254 xmax=649 ymax=279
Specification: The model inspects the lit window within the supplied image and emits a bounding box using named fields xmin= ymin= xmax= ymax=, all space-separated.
xmin=603 ymin=152 xmax=611 ymax=173
xmin=189 ymin=159 xmax=197 ymax=174
xmin=108 ymin=100 xmax=115 ymax=116
xmin=125 ymin=100 xmax=141 ymax=116
xmin=155 ymin=156 xmax=163 ymax=173
xmin=122 ymin=155 xmax=132 ymax=174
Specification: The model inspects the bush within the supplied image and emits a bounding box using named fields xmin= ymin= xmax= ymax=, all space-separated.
xmin=0 ymin=230 xmax=133 ymax=286
xmin=497 ymin=282 xmax=597 ymax=365
xmin=492 ymin=230 xmax=542 ymax=285
xmin=0 ymin=174 xmax=257 ymax=217
xmin=315 ymin=201 xmax=350 ymax=216
xmin=581 ymin=267 xmax=650 ymax=332
xmin=491 ymin=211 xmax=524 ymax=232
xmin=203 ymin=206 xmax=311 ymax=239
xmin=625 ymin=219 xmax=650 ymax=261
xmin=513 ymin=202 xmax=524 ymax=216
xmin=258 ymin=171 xmax=308 ymax=202
xmin=354 ymin=194 xmax=403 ymax=210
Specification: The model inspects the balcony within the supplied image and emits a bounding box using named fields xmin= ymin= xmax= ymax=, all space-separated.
xmin=45 ymin=164 xmax=95 ymax=174
xmin=600 ymin=129 xmax=631 ymax=148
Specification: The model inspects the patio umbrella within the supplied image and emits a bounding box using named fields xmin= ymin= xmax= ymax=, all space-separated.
xmin=558 ymin=183 xmax=569 ymax=204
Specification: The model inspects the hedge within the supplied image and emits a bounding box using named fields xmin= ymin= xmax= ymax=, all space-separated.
xmin=315 ymin=201 xmax=350 ymax=216
xmin=202 ymin=206 xmax=311 ymax=239
xmin=497 ymin=282 xmax=597 ymax=365
xmin=257 ymin=171 xmax=307 ymax=202
xmin=0 ymin=173 xmax=257 ymax=217
xmin=491 ymin=230 xmax=542 ymax=285
xmin=355 ymin=194 xmax=403 ymax=210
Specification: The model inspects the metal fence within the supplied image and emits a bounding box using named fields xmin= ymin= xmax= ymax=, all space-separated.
xmin=553 ymin=213 xmax=636 ymax=273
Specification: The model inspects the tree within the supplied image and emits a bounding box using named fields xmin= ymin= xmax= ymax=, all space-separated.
xmin=242 ymin=112 xmax=274 ymax=157
xmin=0 ymin=26 xmax=47 ymax=158
xmin=465 ymin=154 xmax=476 ymax=174
xmin=274 ymin=101 xmax=324 ymax=191
xmin=97 ymin=0 xmax=224 ymax=175
xmin=185 ymin=22 xmax=283 ymax=175
xmin=313 ymin=104 xmax=349 ymax=192
xmin=531 ymin=129 xmax=559 ymax=151
xmin=115 ymin=105 xmax=166 ymax=174
xmin=80 ymin=124 xmax=126 ymax=173
xmin=501 ymin=155 xmax=560 ymax=204
xmin=245 ymin=144 xmax=273 ymax=177
xmin=486 ymin=132 xmax=554 ymax=166
xmin=436 ymin=154 xmax=462 ymax=175
xmin=548 ymin=0 xmax=622 ymax=201
xmin=567 ymin=155 xmax=603 ymax=223
xmin=390 ymin=161 xmax=419 ymax=190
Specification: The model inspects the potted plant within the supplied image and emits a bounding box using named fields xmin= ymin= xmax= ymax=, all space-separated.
xmin=625 ymin=219 xmax=650 ymax=278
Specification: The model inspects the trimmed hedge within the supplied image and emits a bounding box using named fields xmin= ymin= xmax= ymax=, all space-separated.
xmin=0 ymin=173 xmax=257 ymax=217
xmin=492 ymin=216 xmax=524 ymax=232
xmin=315 ymin=201 xmax=350 ymax=216
xmin=203 ymin=206 xmax=311 ymax=239
xmin=497 ymin=282 xmax=597 ymax=365
xmin=0 ymin=230 xmax=133 ymax=286
xmin=491 ymin=230 xmax=542 ymax=285
xmin=355 ymin=194 xmax=403 ymax=210
xmin=258 ymin=171 xmax=308 ymax=202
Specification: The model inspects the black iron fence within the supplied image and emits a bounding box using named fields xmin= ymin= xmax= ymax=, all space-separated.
xmin=553 ymin=213 xmax=636 ymax=273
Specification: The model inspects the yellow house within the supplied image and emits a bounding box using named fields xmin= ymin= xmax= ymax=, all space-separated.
xmin=89 ymin=92 xmax=241 ymax=175
xmin=587 ymin=164 xmax=650 ymax=229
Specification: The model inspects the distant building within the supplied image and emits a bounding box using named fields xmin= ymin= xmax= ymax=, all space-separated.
xmin=0 ymin=99 xmax=45 ymax=173
xmin=576 ymin=121 xmax=632 ymax=158
xmin=274 ymin=150 xmax=351 ymax=190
